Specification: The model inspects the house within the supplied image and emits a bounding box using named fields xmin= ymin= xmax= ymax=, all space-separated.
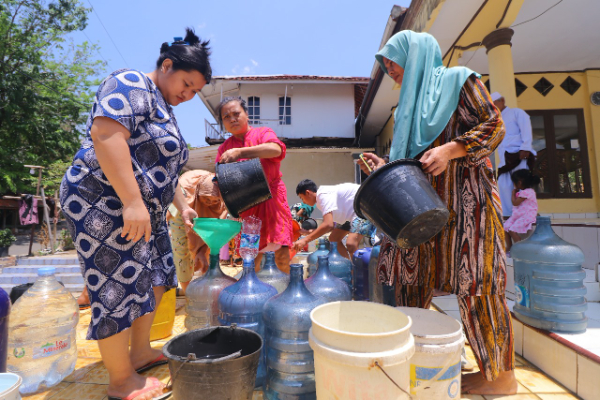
xmin=187 ymin=75 xmax=373 ymax=212
xmin=356 ymin=3 xmax=600 ymax=397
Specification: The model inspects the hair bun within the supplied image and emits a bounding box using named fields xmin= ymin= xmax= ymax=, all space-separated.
xmin=160 ymin=42 xmax=170 ymax=53
xmin=184 ymin=28 xmax=201 ymax=46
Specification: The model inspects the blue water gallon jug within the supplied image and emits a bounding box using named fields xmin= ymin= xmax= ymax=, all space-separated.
xmin=352 ymin=248 xmax=372 ymax=300
xmin=263 ymin=264 xmax=325 ymax=399
xmin=0 ymin=287 xmax=10 ymax=372
xmin=368 ymin=245 xmax=383 ymax=303
xmin=511 ymin=216 xmax=587 ymax=333
xmin=327 ymin=242 xmax=352 ymax=286
xmin=257 ymin=251 xmax=289 ymax=294
xmin=185 ymin=254 xmax=236 ymax=330
xmin=305 ymin=256 xmax=351 ymax=303
xmin=307 ymin=238 xmax=329 ymax=276
xmin=218 ymin=259 xmax=277 ymax=387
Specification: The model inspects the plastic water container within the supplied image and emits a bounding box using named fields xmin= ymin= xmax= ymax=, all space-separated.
xmin=307 ymin=238 xmax=329 ymax=276
xmin=305 ymin=256 xmax=351 ymax=303
xmin=0 ymin=287 xmax=11 ymax=372
xmin=149 ymin=288 xmax=175 ymax=341
xmin=240 ymin=216 xmax=261 ymax=261
xmin=327 ymin=242 xmax=352 ymax=286
xmin=0 ymin=372 xmax=22 ymax=400
xmin=218 ymin=259 xmax=277 ymax=387
xmin=352 ymin=248 xmax=372 ymax=300
xmin=185 ymin=254 xmax=235 ymax=330
xmin=263 ymin=264 xmax=325 ymax=399
xmin=7 ymin=267 xmax=79 ymax=394
xmin=512 ymin=216 xmax=587 ymax=333
xmin=396 ymin=307 xmax=464 ymax=399
xmin=368 ymin=245 xmax=383 ymax=303
xmin=309 ymin=302 xmax=414 ymax=399
xmin=256 ymin=251 xmax=289 ymax=293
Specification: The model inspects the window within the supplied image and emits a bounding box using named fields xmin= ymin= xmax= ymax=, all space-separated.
xmin=528 ymin=109 xmax=591 ymax=198
xmin=248 ymin=96 xmax=260 ymax=125
xmin=279 ymin=96 xmax=291 ymax=125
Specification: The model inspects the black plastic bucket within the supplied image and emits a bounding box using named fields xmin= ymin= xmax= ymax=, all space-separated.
xmin=162 ymin=325 xmax=262 ymax=400
xmin=216 ymin=158 xmax=272 ymax=218
xmin=354 ymin=159 xmax=450 ymax=249
xmin=301 ymin=218 xmax=317 ymax=230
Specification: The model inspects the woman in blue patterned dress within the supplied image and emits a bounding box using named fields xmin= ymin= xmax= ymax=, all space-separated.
xmin=60 ymin=29 xmax=211 ymax=400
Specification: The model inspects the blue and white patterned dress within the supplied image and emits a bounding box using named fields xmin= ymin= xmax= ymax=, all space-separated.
xmin=60 ymin=69 xmax=189 ymax=340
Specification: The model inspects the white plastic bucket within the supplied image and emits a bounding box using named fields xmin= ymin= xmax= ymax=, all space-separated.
xmin=397 ymin=307 xmax=464 ymax=399
xmin=0 ymin=373 xmax=22 ymax=400
xmin=309 ymin=301 xmax=414 ymax=399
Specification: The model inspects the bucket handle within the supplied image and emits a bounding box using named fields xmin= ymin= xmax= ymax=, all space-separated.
xmin=373 ymin=361 xmax=413 ymax=399
xmin=410 ymin=348 xmax=462 ymax=395
xmin=166 ymin=350 xmax=243 ymax=389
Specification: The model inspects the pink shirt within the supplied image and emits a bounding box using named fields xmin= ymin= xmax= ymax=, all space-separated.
xmin=216 ymin=127 xmax=293 ymax=248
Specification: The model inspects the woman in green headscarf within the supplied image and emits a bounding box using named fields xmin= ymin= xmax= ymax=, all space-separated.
xmin=361 ymin=31 xmax=516 ymax=395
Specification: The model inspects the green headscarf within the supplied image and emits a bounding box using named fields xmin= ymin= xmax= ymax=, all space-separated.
xmin=375 ymin=30 xmax=480 ymax=161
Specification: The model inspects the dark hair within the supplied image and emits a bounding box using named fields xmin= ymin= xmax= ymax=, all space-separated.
xmin=511 ymin=169 xmax=541 ymax=189
xmin=296 ymin=179 xmax=318 ymax=195
xmin=156 ymin=28 xmax=212 ymax=83
xmin=216 ymin=96 xmax=248 ymax=128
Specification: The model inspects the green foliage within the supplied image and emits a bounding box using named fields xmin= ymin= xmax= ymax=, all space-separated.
xmin=0 ymin=0 xmax=105 ymax=195
xmin=59 ymin=228 xmax=74 ymax=250
xmin=0 ymin=228 xmax=16 ymax=247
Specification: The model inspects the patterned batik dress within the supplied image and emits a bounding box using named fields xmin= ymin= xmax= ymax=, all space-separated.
xmin=60 ymin=69 xmax=189 ymax=340
xmin=377 ymin=76 xmax=514 ymax=380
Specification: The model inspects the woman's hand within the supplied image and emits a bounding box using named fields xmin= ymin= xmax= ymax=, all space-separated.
xmin=181 ymin=208 xmax=198 ymax=231
xmin=359 ymin=152 xmax=386 ymax=175
xmin=293 ymin=237 xmax=309 ymax=252
xmin=219 ymin=148 xmax=243 ymax=163
xmin=121 ymin=199 xmax=152 ymax=242
xmin=419 ymin=142 xmax=467 ymax=176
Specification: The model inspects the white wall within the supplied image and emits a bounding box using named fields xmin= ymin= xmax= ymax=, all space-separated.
xmin=238 ymin=83 xmax=356 ymax=139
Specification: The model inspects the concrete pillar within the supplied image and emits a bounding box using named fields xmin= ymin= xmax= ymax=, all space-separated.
xmin=483 ymin=28 xmax=517 ymax=108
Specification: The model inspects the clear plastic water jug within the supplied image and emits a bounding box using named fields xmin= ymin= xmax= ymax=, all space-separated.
xmin=352 ymin=248 xmax=372 ymax=300
xmin=305 ymin=256 xmax=351 ymax=303
xmin=218 ymin=259 xmax=277 ymax=387
xmin=256 ymin=251 xmax=289 ymax=294
xmin=240 ymin=216 xmax=261 ymax=261
xmin=185 ymin=254 xmax=235 ymax=330
xmin=327 ymin=242 xmax=352 ymax=286
xmin=512 ymin=216 xmax=587 ymax=333
xmin=7 ymin=267 xmax=79 ymax=394
xmin=263 ymin=264 xmax=325 ymax=399
xmin=307 ymin=238 xmax=329 ymax=276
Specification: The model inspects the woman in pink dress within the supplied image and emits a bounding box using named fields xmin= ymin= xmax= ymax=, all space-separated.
xmin=216 ymin=96 xmax=293 ymax=272
xmin=504 ymin=169 xmax=541 ymax=254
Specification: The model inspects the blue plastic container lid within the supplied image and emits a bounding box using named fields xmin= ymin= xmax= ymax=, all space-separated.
xmin=37 ymin=266 xmax=56 ymax=276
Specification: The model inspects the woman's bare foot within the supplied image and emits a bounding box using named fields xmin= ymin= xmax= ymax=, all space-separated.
xmin=130 ymin=347 xmax=164 ymax=371
xmin=107 ymin=374 xmax=165 ymax=400
xmin=77 ymin=287 xmax=90 ymax=307
xmin=462 ymin=370 xmax=518 ymax=395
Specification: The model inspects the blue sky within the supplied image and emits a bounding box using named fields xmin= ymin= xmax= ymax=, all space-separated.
xmin=72 ymin=0 xmax=411 ymax=147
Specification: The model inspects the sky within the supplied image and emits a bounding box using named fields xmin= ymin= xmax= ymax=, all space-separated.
xmin=71 ymin=0 xmax=412 ymax=147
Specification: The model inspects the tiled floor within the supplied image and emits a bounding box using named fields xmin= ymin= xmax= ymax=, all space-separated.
xmin=20 ymin=297 xmax=580 ymax=400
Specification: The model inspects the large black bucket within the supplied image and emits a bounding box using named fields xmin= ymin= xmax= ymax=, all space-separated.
xmin=216 ymin=158 xmax=272 ymax=218
xmin=162 ymin=325 xmax=262 ymax=400
xmin=354 ymin=159 xmax=450 ymax=249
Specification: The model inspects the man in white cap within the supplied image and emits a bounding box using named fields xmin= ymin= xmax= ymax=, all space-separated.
xmin=491 ymin=92 xmax=536 ymax=217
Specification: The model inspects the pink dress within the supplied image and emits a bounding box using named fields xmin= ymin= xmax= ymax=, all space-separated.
xmin=504 ymin=188 xmax=538 ymax=234
xmin=216 ymin=127 xmax=293 ymax=249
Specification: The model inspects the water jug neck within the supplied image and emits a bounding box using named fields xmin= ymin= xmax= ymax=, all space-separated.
xmin=242 ymin=259 xmax=258 ymax=279
xmin=288 ymin=264 xmax=307 ymax=290
xmin=207 ymin=254 xmax=226 ymax=278
xmin=318 ymin=239 xmax=328 ymax=250
xmin=532 ymin=216 xmax=555 ymax=240
xmin=263 ymin=252 xmax=276 ymax=271
xmin=315 ymin=256 xmax=330 ymax=276
xmin=329 ymin=242 xmax=339 ymax=255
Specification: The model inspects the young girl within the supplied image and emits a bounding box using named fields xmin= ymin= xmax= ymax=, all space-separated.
xmin=504 ymin=169 xmax=541 ymax=254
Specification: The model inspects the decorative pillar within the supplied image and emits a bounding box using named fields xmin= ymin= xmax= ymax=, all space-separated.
xmin=483 ymin=28 xmax=517 ymax=108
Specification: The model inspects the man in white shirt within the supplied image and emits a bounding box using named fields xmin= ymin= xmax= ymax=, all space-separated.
xmin=492 ymin=92 xmax=536 ymax=217
xmin=292 ymin=179 xmax=374 ymax=259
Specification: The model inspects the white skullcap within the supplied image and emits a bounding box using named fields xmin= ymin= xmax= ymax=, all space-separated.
xmin=490 ymin=92 xmax=503 ymax=101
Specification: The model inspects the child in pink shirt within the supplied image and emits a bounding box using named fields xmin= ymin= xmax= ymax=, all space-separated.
xmin=504 ymin=169 xmax=541 ymax=255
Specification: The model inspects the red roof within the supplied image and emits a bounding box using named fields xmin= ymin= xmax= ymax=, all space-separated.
xmin=215 ymin=75 xmax=369 ymax=82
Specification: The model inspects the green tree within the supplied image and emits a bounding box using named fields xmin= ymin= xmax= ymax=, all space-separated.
xmin=0 ymin=0 xmax=105 ymax=194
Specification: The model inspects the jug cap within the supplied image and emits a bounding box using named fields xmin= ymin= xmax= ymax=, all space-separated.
xmin=37 ymin=267 xmax=56 ymax=276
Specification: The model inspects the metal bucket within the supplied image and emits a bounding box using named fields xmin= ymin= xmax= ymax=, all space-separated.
xmin=216 ymin=159 xmax=272 ymax=218
xmin=162 ymin=325 xmax=262 ymax=399
xmin=354 ymin=159 xmax=449 ymax=249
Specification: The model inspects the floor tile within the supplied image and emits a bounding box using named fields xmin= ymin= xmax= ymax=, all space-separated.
xmin=77 ymin=363 xmax=110 ymax=385
xmin=515 ymin=367 xmax=569 ymax=394
xmin=22 ymin=382 xmax=72 ymax=399
xmin=47 ymin=382 xmax=108 ymax=399
xmin=461 ymin=395 xmax=485 ymax=399
xmin=483 ymin=395 xmax=539 ymax=399
xmin=537 ymin=394 xmax=580 ymax=399
xmin=63 ymin=357 xmax=103 ymax=382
